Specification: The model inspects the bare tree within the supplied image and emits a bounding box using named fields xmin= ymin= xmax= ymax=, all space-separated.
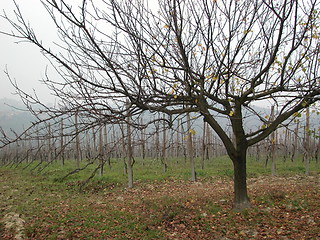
xmin=1 ymin=0 xmax=320 ymax=209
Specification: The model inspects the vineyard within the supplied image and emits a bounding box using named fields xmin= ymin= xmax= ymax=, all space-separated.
xmin=1 ymin=108 xmax=319 ymax=185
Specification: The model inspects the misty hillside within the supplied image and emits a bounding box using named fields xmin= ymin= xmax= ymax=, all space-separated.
xmin=0 ymin=98 xmax=25 ymax=112
xmin=0 ymin=98 xmax=35 ymax=134
xmin=0 ymin=98 xmax=318 ymax=139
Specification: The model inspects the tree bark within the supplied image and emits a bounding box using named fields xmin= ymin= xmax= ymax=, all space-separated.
xmin=232 ymin=149 xmax=251 ymax=210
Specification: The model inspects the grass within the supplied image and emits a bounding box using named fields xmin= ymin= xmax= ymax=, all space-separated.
xmin=7 ymin=154 xmax=319 ymax=187
xmin=0 ymin=167 xmax=162 ymax=239
xmin=0 ymin=155 xmax=319 ymax=239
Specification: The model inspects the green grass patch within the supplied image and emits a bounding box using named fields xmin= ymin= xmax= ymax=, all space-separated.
xmin=0 ymin=167 xmax=165 ymax=239
xmin=2 ymin=154 xmax=319 ymax=193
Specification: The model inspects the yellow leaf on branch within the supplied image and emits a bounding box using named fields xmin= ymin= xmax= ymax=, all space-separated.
xmin=189 ymin=129 xmax=196 ymax=135
xmin=293 ymin=112 xmax=302 ymax=118
xmin=302 ymin=101 xmax=307 ymax=107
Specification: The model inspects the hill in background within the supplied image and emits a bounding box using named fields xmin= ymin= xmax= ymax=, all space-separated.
xmin=0 ymin=98 xmax=34 ymax=135
xmin=0 ymin=98 xmax=319 ymax=140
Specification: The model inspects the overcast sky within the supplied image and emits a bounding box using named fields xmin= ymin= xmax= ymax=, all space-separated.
xmin=0 ymin=0 xmax=159 ymax=105
xmin=0 ymin=0 xmax=57 ymax=103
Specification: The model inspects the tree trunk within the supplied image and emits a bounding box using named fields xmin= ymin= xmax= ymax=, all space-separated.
xmin=232 ymin=150 xmax=250 ymax=210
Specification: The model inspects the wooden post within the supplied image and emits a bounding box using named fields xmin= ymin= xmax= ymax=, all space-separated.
xmin=162 ymin=116 xmax=168 ymax=172
xmin=305 ymin=107 xmax=310 ymax=176
xmin=155 ymin=119 xmax=160 ymax=160
xmin=316 ymin=128 xmax=320 ymax=168
xmin=292 ymin=119 xmax=300 ymax=162
xmin=120 ymin=123 xmax=127 ymax=175
xmin=206 ymin=123 xmax=211 ymax=159
xmin=270 ymin=106 xmax=277 ymax=176
xmin=75 ymin=111 xmax=80 ymax=168
xmin=176 ymin=118 xmax=180 ymax=162
xmin=201 ymin=121 xmax=206 ymax=170
xmin=92 ymin=126 xmax=97 ymax=158
xmin=104 ymin=124 xmax=111 ymax=169
xmin=48 ymin=122 xmax=52 ymax=163
xmin=140 ymin=118 xmax=146 ymax=165
xmin=84 ymin=130 xmax=89 ymax=159
xmin=126 ymin=103 xmax=134 ymax=189
xmin=181 ymin=119 xmax=187 ymax=162
xmin=60 ymin=119 xmax=65 ymax=167
xmin=187 ymin=113 xmax=197 ymax=182
xmin=99 ymin=125 xmax=104 ymax=176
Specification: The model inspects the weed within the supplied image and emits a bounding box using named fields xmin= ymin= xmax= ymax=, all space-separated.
xmin=205 ymin=203 xmax=222 ymax=215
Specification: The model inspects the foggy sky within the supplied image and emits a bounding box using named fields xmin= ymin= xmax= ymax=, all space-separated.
xmin=0 ymin=0 xmax=159 ymax=104
xmin=0 ymin=0 xmax=57 ymax=103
